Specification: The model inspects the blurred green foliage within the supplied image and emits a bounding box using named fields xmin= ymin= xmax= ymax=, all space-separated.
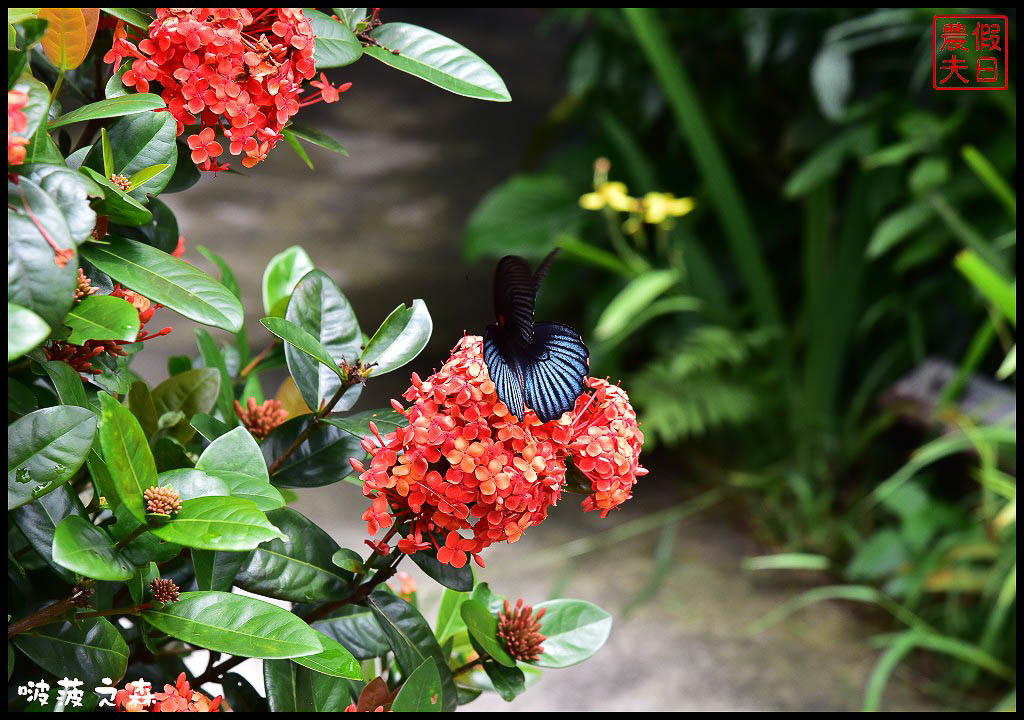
xmin=464 ymin=8 xmax=1015 ymax=709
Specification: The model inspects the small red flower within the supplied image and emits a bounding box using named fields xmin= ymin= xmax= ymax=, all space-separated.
xmin=186 ymin=127 xmax=222 ymax=165
xmin=8 ymin=90 xmax=30 ymax=166
xmin=115 ymin=672 xmax=221 ymax=712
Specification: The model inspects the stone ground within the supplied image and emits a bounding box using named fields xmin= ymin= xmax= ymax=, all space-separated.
xmin=146 ymin=9 xmax=939 ymax=711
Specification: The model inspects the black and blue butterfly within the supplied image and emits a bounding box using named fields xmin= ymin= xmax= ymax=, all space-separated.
xmin=482 ymin=250 xmax=590 ymax=423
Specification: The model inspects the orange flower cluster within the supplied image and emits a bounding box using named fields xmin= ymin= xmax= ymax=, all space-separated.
xmin=115 ymin=673 xmax=221 ymax=712
xmin=106 ymin=8 xmax=349 ymax=171
xmin=8 ymin=90 xmax=29 ymax=166
xmin=353 ymin=335 xmax=646 ymax=568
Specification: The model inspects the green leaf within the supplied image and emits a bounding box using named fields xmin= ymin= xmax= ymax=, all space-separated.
xmin=262 ymin=245 xmax=314 ymax=317
xmin=150 ymin=496 xmax=287 ymax=551
xmin=409 ymin=549 xmax=473 ymax=592
xmin=191 ymin=412 xmax=233 ymax=442
xmin=192 ymin=549 xmax=249 ymax=592
xmin=365 ymin=23 xmax=510 ymax=102
xmin=360 ymin=299 xmax=432 ymax=376
xmin=235 ymin=507 xmax=353 ymax=602
xmin=262 ymin=316 xmax=346 ymax=380
xmin=434 ymin=587 xmax=468 ymax=642
xmin=83 ymin=109 xmax=177 ymax=200
xmin=142 ymin=591 xmax=322 ymax=659
xmin=63 ymin=294 xmax=140 ymax=344
xmin=79 ymin=165 xmax=153 ymax=226
xmin=295 ymin=665 xmax=353 ymax=711
xmin=593 ymin=269 xmax=682 ymax=340
xmin=80 ymin=237 xmax=244 ymax=333
xmin=292 ymin=629 xmax=361 ymax=679
xmin=285 ymin=269 xmax=362 ymax=412
xmin=324 ymin=408 xmax=405 ymax=438
xmin=97 ymin=391 xmax=156 ymax=522
xmin=100 ymin=7 xmax=151 ymax=29
xmin=196 ymin=426 xmax=284 ymax=510
xmin=463 ymin=174 xmax=580 ymax=261
xmin=126 ymin=162 xmax=171 ymax=190
xmin=20 ymin=163 xmax=101 ymax=245
xmin=282 ymin=127 xmax=314 ymax=169
xmin=101 ymin=126 xmax=114 ymax=178
xmin=264 ymin=659 xmax=298 ymax=712
xmin=330 ymin=548 xmax=366 ymax=574
xmin=149 ymin=367 xmax=221 ymax=444
xmin=531 ymin=599 xmax=612 ymax=668
xmin=157 ymin=467 xmax=230 ymax=501
xmin=42 ymin=359 xmax=89 ymax=408
xmin=8 ymin=302 xmax=50 ymax=361
xmin=305 ymin=8 xmax=362 ymax=69
xmin=12 ymin=617 xmax=129 ymax=689
xmin=460 ymin=599 xmax=516 ymax=667
xmin=286 ymin=123 xmax=348 ymax=156
xmin=8 ymin=406 xmax=96 ymax=509
xmin=48 ymin=93 xmax=166 ymax=129
xmin=194 ymin=328 xmax=236 ymax=425
xmin=955 ymin=250 xmax=1016 ymax=327
xmin=391 ymin=659 xmax=443 ymax=712
xmin=126 ymin=380 xmax=158 ymax=436
xmin=312 ymin=605 xmax=390 ymax=660
xmin=466 ymin=633 xmax=525 ymax=702
xmin=8 ymin=187 xmax=78 ymax=328
xmin=367 ymin=590 xmax=457 ymax=712
xmin=262 ymin=416 xmax=365 ymax=488
xmin=12 ymin=484 xmax=86 ymax=581
xmin=51 ymin=515 xmax=134 ymax=580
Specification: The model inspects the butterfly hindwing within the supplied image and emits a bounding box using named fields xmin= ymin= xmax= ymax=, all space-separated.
xmin=483 ymin=324 xmax=525 ymax=420
xmin=521 ymin=322 xmax=589 ymax=423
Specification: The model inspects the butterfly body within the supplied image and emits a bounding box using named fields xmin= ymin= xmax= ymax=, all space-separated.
xmin=483 ymin=251 xmax=589 ymax=423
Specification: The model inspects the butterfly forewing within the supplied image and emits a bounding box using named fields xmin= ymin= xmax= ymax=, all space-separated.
xmin=493 ymin=255 xmax=537 ymax=348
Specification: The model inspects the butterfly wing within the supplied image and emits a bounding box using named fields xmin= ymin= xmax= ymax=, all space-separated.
xmin=492 ymin=255 xmax=538 ymax=348
xmin=483 ymin=324 xmax=525 ymax=420
xmin=521 ymin=322 xmax=589 ymax=423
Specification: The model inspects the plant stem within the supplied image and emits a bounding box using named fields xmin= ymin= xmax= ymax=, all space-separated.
xmin=77 ymin=602 xmax=151 ymax=619
xmin=7 ymin=583 xmax=94 ymax=638
xmin=115 ymin=523 xmax=150 ymax=550
xmin=238 ymin=341 xmax=277 ymax=380
xmin=266 ymin=375 xmax=358 ymax=476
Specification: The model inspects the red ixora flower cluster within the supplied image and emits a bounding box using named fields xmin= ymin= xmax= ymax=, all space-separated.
xmin=46 ymin=280 xmax=172 ymax=379
xmin=352 ymin=335 xmax=646 ymax=569
xmin=105 ymin=8 xmax=351 ymax=171
xmin=115 ymin=672 xmax=221 ymax=712
xmin=8 ymin=90 xmax=29 ymax=166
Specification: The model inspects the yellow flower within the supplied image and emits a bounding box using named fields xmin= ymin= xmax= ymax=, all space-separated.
xmin=579 ymin=182 xmax=639 ymax=213
xmin=641 ymin=192 xmax=695 ymax=224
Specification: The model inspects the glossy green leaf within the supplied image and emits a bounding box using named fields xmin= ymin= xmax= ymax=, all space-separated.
xmin=531 ymin=599 xmax=612 ymax=668
xmin=63 ymin=294 xmax=140 ymax=344
xmin=262 ymin=316 xmax=346 ymax=379
xmin=42 ymin=359 xmax=89 ymax=408
xmin=8 ymin=302 xmax=50 ymax=361
xmin=262 ymin=417 xmax=364 ymax=488
xmin=20 ymin=163 xmax=101 ymax=245
xmin=196 ymin=426 xmax=284 ymax=510
xmin=367 ymin=590 xmax=457 ymax=712
xmin=236 ymin=507 xmax=353 ymax=602
xmin=324 ymin=408 xmax=405 ymax=438
xmin=79 ymin=165 xmax=153 ymax=226
xmin=365 ymin=23 xmax=510 ymax=101
xmin=264 ymin=659 xmax=298 ymax=712
xmin=191 ymin=412 xmax=233 ymax=442
xmin=292 ymin=629 xmax=361 ymax=679
xmin=142 ymin=591 xmax=322 ymax=659
xmin=305 ymin=8 xmax=362 ymax=68
xmin=126 ymin=162 xmax=171 ymax=190
xmin=285 ymin=270 xmax=362 ymax=412
xmin=262 ymin=245 xmax=314 ymax=317
xmin=13 ymin=484 xmax=87 ymax=581
xmin=150 ymin=495 xmax=287 ymax=551
xmin=13 ymin=617 xmax=129 ymax=689
xmin=286 ymin=123 xmax=349 ymax=156
xmin=312 ymin=605 xmax=390 ymax=660
xmin=360 ymin=299 xmax=432 ymax=376
xmin=83 ymin=109 xmax=177 ymax=199
xmin=467 ymin=633 xmax=526 ymax=702
xmin=48 ymin=93 xmax=165 ymax=129
xmin=330 ymin=548 xmax=366 ymax=575
xmin=51 ymin=515 xmax=134 ymax=580
xmin=391 ymin=659 xmax=443 ymax=712
xmin=150 ymin=367 xmax=221 ymax=443
xmin=100 ymin=7 xmax=151 ymax=29
xmin=409 ymin=548 xmax=473 ymax=592
xmin=460 ymin=599 xmax=516 ymax=667
xmin=193 ymin=329 xmax=236 ymax=426
xmin=8 ymin=405 xmax=96 ymax=509
xmin=192 ymin=549 xmax=250 ymax=592
xmin=157 ymin=467 xmax=231 ymax=501
xmin=97 ymin=391 xmax=155 ymax=522
xmin=81 ymin=237 xmax=244 ymax=333
xmin=594 ymin=269 xmax=681 ymax=340
xmin=295 ymin=665 xmax=353 ymax=712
